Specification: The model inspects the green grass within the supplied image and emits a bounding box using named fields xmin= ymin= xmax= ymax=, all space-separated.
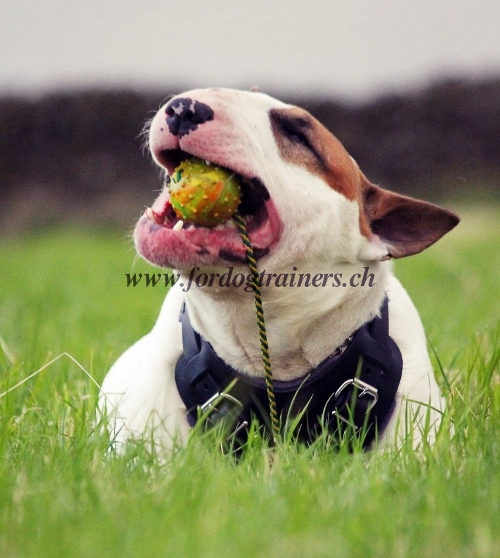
xmin=0 ymin=205 xmax=499 ymax=558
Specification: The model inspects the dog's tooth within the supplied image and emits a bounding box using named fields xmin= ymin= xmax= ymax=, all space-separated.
xmin=172 ymin=220 xmax=185 ymax=232
xmin=146 ymin=206 xmax=166 ymax=225
xmin=205 ymin=159 xmax=211 ymax=166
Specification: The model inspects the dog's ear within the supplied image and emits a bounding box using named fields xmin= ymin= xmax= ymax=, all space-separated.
xmin=361 ymin=177 xmax=460 ymax=259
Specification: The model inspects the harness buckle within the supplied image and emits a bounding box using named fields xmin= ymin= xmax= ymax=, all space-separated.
xmin=331 ymin=378 xmax=379 ymax=429
xmin=199 ymin=392 xmax=244 ymax=427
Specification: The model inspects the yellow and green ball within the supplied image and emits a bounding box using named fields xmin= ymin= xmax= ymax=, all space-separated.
xmin=169 ymin=158 xmax=242 ymax=227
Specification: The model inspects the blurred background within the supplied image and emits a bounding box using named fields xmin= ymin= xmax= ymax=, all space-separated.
xmin=1 ymin=0 xmax=499 ymax=233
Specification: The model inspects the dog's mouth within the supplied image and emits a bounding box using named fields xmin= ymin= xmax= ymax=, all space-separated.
xmin=134 ymin=150 xmax=282 ymax=269
xmin=150 ymin=150 xmax=270 ymax=237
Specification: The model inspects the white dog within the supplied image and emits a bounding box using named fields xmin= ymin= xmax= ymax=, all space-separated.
xmin=100 ymin=88 xmax=459 ymax=452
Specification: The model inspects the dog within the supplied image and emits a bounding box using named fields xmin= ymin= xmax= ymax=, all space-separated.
xmin=99 ymin=87 xmax=459 ymax=453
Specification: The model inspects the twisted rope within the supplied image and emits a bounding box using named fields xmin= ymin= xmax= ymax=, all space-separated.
xmin=233 ymin=212 xmax=280 ymax=442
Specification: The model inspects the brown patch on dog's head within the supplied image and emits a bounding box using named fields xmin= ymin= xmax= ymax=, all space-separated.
xmin=270 ymin=107 xmax=359 ymax=202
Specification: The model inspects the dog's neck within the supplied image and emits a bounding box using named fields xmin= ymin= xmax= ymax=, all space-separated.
xmin=181 ymin=261 xmax=390 ymax=381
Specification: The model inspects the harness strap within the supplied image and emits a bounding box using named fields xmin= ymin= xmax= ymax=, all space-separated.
xmin=175 ymin=297 xmax=403 ymax=448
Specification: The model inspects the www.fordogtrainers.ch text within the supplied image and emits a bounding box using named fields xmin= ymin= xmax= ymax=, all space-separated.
xmin=126 ymin=266 xmax=376 ymax=292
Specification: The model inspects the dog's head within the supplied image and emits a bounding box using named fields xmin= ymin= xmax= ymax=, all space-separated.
xmin=135 ymin=88 xmax=459 ymax=271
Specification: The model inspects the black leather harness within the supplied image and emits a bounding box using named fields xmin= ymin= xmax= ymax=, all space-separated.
xmin=175 ymin=297 xmax=403 ymax=449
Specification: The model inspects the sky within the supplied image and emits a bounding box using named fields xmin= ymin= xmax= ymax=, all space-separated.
xmin=1 ymin=0 xmax=500 ymax=100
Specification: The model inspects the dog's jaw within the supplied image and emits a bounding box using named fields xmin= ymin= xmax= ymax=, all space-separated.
xmin=134 ymin=189 xmax=281 ymax=269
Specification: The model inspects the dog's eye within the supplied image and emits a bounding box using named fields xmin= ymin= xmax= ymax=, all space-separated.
xmin=280 ymin=121 xmax=312 ymax=149
xmin=270 ymin=111 xmax=314 ymax=150
xmin=270 ymin=109 xmax=325 ymax=167
xmin=282 ymin=123 xmax=309 ymax=146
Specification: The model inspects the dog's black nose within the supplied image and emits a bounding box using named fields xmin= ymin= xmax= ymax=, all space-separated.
xmin=165 ymin=97 xmax=215 ymax=138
